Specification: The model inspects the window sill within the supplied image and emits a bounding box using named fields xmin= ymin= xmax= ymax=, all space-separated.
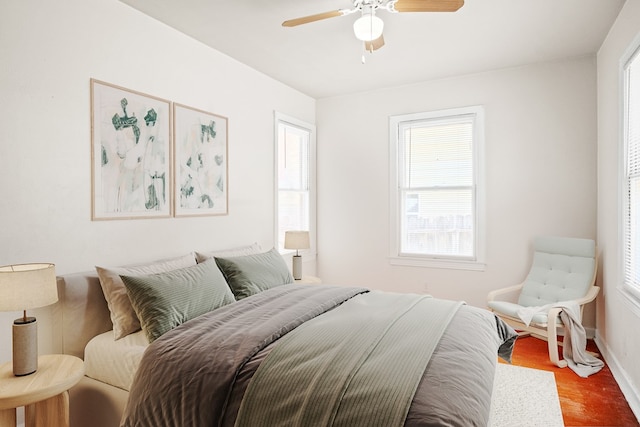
xmin=279 ymin=249 xmax=317 ymax=262
xmin=618 ymin=285 xmax=640 ymax=318
xmin=389 ymin=256 xmax=486 ymax=271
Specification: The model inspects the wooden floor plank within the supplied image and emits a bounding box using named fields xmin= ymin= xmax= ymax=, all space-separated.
xmin=501 ymin=336 xmax=639 ymax=427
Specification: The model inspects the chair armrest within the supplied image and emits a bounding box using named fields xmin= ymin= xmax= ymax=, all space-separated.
xmin=575 ymin=285 xmax=600 ymax=306
xmin=487 ymin=283 xmax=524 ymax=304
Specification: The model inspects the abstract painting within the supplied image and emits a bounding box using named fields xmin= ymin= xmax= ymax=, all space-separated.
xmin=91 ymin=79 xmax=171 ymax=220
xmin=173 ymin=103 xmax=228 ymax=217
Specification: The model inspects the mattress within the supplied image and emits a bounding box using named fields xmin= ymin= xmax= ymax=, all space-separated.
xmin=84 ymin=330 xmax=148 ymax=391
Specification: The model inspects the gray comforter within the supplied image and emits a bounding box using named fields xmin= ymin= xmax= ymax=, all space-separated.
xmin=121 ymin=284 xmax=516 ymax=427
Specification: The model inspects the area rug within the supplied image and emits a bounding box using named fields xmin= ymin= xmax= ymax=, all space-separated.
xmin=488 ymin=364 xmax=564 ymax=427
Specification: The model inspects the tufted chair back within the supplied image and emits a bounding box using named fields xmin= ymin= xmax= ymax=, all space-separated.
xmin=517 ymin=236 xmax=596 ymax=308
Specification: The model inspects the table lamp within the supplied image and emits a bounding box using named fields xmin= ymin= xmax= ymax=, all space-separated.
xmin=284 ymin=231 xmax=310 ymax=280
xmin=0 ymin=263 xmax=58 ymax=376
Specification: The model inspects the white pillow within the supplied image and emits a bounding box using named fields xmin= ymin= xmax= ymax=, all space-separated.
xmin=96 ymin=253 xmax=197 ymax=340
xmin=195 ymin=242 xmax=262 ymax=263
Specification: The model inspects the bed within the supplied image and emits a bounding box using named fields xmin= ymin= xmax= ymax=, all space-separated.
xmin=56 ymin=246 xmax=517 ymax=427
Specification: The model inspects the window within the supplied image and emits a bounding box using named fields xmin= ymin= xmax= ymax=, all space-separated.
xmin=389 ymin=106 xmax=485 ymax=270
xmin=622 ymin=43 xmax=640 ymax=302
xmin=275 ymin=113 xmax=316 ymax=255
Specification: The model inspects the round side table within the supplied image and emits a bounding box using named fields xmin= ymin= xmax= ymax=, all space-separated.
xmin=0 ymin=354 xmax=84 ymax=427
xmin=294 ymin=276 xmax=322 ymax=285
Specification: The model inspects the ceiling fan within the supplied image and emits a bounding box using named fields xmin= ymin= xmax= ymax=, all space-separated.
xmin=282 ymin=0 xmax=464 ymax=52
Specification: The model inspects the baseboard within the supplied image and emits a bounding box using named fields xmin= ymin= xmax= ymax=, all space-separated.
xmin=595 ymin=331 xmax=640 ymax=421
xmin=554 ymin=326 xmax=595 ymax=338
xmin=585 ymin=326 xmax=596 ymax=339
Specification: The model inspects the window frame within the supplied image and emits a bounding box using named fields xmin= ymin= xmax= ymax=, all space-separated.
xmin=274 ymin=112 xmax=317 ymax=260
xmin=619 ymin=37 xmax=640 ymax=310
xmin=389 ymin=106 xmax=485 ymax=270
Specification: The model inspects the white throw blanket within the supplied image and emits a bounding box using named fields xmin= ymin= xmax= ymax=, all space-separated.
xmin=516 ymin=301 xmax=604 ymax=377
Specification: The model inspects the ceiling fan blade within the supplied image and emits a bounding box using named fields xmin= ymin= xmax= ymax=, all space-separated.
xmin=282 ymin=10 xmax=346 ymax=27
xmin=365 ymin=35 xmax=385 ymax=52
xmin=393 ymin=0 xmax=464 ymax=12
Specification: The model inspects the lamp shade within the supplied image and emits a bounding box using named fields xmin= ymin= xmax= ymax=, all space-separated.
xmin=353 ymin=13 xmax=384 ymax=42
xmin=0 ymin=263 xmax=58 ymax=312
xmin=284 ymin=231 xmax=310 ymax=250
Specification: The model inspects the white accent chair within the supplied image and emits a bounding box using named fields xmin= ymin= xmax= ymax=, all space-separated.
xmin=487 ymin=236 xmax=599 ymax=368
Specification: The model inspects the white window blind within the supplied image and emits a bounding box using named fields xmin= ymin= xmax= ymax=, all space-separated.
xmin=623 ymin=46 xmax=640 ymax=299
xmin=390 ymin=106 xmax=484 ymax=269
xmin=275 ymin=113 xmax=316 ymax=254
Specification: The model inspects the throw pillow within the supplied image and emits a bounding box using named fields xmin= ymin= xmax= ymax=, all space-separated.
xmin=96 ymin=253 xmax=197 ymax=339
xmin=120 ymin=259 xmax=235 ymax=342
xmin=215 ymin=247 xmax=294 ymax=300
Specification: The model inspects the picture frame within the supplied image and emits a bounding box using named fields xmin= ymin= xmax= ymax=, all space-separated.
xmin=173 ymin=103 xmax=228 ymax=217
xmin=91 ymin=79 xmax=172 ymax=220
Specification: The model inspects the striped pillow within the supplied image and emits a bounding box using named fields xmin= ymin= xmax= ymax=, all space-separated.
xmin=96 ymin=253 xmax=197 ymax=339
xmin=121 ymin=258 xmax=235 ymax=342
xmin=215 ymin=248 xmax=294 ymax=300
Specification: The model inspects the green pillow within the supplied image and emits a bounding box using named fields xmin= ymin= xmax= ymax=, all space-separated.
xmin=215 ymin=248 xmax=294 ymax=300
xmin=121 ymin=258 xmax=235 ymax=342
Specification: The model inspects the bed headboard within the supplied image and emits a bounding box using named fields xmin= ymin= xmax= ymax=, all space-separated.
xmin=56 ymin=272 xmax=113 ymax=359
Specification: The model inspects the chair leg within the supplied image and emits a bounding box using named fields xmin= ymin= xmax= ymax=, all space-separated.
xmin=547 ymin=336 xmax=567 ymax=368
xmin=547 ymin=307 xmax=567 ymax=368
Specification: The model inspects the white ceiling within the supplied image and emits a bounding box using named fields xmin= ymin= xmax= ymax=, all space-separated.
xmin=119 ymin=0 xmax=625 ymax=99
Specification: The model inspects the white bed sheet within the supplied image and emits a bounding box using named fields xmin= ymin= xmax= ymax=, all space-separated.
xmin=84 ymin=330 xmax=148 ymax=391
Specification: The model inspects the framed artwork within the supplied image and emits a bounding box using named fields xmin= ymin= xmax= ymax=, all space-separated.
xmin=91 ymin=79 xmax=172 ymax=220
xmin=173 ymin=103 xmax=228 ymax=217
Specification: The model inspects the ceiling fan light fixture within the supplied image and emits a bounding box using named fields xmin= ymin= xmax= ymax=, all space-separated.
xmin=353 ymin=12 xmax=384 ymax=42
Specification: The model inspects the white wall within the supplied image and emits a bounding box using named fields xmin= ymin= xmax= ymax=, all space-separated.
xmin=596 ymin=0 xmax=640 ymax=418
xmin=0 ymin=0 xmax=315 ymax=363
xmin=316 ymin=57 xmax=598 ymax=317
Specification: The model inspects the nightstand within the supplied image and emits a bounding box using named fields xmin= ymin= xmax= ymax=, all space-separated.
xmin=295 ymin=276 xmax=322 ymax=285
xmin=0 ymin=354 xmax=84 ymax=427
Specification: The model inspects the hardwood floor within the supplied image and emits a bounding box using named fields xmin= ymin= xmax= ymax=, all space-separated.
xmin=501 ymin=336 xmax=639 ymax=426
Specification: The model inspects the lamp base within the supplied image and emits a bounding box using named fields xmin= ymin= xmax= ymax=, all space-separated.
xmin=292 ymin=255 xmax=303 ymax=280
xmin=13 ymin=317 xmax=37 ymax=376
